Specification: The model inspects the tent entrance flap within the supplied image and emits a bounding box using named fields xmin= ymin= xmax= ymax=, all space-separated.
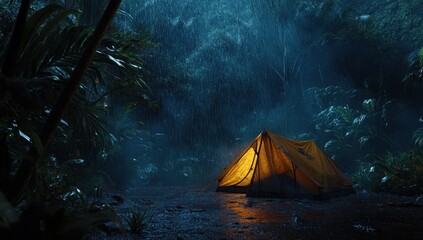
xmin=216 ymin=147 xmax=257 ymax=192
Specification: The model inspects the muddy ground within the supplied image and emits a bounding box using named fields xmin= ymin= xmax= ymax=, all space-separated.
xmin=83 ymin=186 xmax=423 ymax=240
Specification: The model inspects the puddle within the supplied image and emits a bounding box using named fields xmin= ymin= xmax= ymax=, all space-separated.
xmin=229 ymin=205 xmax=289 ymax=223
xmin=219 ymin=194 xmax=290 ymax=224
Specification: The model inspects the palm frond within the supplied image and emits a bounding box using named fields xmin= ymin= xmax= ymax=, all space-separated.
xmin=413 ymin=127 xmax=423 ymax=147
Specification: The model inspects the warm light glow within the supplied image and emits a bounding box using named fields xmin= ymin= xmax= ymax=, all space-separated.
xmin=219 ymin=147 xmax=257 ymax=187
xmin=223 ymin=195 xmax=288 ymax=224
xmin=217 ymin=130 xmax=354 ymax=196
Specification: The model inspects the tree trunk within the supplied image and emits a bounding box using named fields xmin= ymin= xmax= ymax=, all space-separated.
xmin=80 ymin=0 xmax=109 ymax=26
xmin=5 ymin=0 xmax=122 ymax=205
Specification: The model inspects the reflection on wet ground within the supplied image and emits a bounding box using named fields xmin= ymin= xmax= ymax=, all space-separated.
xmin=223 ymin=194 xmax=290 ymax=223
xmin=85 ymin=186 xmax=423 ymax=240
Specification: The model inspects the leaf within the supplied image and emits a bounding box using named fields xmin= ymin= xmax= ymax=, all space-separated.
xmin=16 ymin=118 xmax=43 ymax=155
xmin=0 ymin=136 xmax=11 ymax=188
xmin=116 ymin=9 xmax=134 ymax=20
xmin=334 ymin=106 xmax=354 ymax=123
xmin=37 ymin=8 xmax=81 ymax=43
xmin=98 ymin=52 xmax=125 ymax=67
xmin=362 ymin=99 xmax=375 ymax=112
xmin=0 ymin=191 xmax=19 ymax=230
xmin=69 ymin=159 xmax=85 ymax=164
xmin=413 ymin=127 xmax=423 ymax=147
xmin=21 ymin=4 xmax=65 ymax=53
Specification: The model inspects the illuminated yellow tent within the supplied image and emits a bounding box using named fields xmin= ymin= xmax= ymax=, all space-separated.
xmin=216 ymin=129 xmax=355 ymax=198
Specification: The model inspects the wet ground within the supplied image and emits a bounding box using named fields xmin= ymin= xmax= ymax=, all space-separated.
xmin=84 ymin=186 xmax=423 ymax=240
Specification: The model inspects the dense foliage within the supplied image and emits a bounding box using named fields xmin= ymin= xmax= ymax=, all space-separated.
xmin=352 ymin=149 xmax=423 ymax=195
xmin=0 ymin=0 xmax=153 ymax=237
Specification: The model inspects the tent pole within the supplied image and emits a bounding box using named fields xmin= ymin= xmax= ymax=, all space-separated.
xmin=292 ymin=163 xmax=297 ymax=191
xmin=247 ymin=131 xmax=265 ymax=196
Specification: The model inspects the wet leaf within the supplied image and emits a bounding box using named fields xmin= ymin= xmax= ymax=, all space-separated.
xmin=362 ymin=99 xmax=375 ymax=112
xmin=70 ymin=159 xmax=85 ymax=164
xmin=16 ymin=118 xmax=43 ymax=155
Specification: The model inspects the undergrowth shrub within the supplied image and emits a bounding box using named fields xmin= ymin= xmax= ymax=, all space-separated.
xmin=352 ymin=148 xmax=423 ymax=195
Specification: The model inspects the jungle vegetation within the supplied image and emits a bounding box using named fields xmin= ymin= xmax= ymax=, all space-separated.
xmin=0 ymin=0 xmax=422 ymax=238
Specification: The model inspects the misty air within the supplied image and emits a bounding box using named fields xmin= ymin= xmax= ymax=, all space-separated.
xmin=0 ymin=0 xmax=423 ymax=239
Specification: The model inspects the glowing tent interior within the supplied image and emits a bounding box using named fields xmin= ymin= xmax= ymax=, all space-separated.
xmin=216 ymin=129 xmax=355 ymax=198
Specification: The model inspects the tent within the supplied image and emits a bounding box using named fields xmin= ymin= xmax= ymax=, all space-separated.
xmin=216 ymin=129 xmax=355 ymax=198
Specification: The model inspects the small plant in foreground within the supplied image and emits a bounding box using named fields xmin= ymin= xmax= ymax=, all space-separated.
xmin=123 ymin=208 xmax=149 ymax=234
